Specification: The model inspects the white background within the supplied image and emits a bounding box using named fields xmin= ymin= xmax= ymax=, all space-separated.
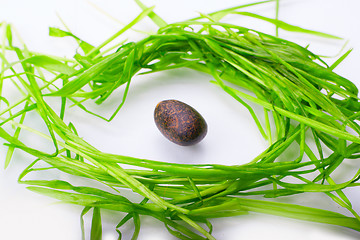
xmin=1 ymin=0 xmax=360 ymax=239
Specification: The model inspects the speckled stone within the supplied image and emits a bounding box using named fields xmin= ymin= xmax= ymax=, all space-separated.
xmin=154 ymin=99 xmax=207 ymax=146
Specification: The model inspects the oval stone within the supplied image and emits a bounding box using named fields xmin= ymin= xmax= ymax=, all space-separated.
xmin=154 ymin=100 xmax=207 ymax=146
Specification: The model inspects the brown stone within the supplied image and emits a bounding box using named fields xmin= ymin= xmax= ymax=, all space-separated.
xmin=154 ymin=100 xmax=207 ymax=146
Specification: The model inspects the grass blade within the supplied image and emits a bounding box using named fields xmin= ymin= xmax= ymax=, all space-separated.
xmin=91 ymin=207 xmax=102 ymax=240
xmin=23 ymin=55 xmax=76 ymax=75
xmin=233 ymin=11 xmax=342 ymax=39
xmin=133 ymin=0 xmax=167 ymax=28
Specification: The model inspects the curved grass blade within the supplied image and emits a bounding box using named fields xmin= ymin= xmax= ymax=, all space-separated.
xmin=91 ymin=207 xmax=102 ymax=240
xmin=232 ymin=11 xmax=342 ymax=39
xmin=23 ymin=55 xmax=76 ymax=75
xmin=229 ymin=198 xmax=360 ymax=231
xmin=330 ymin=48 xmax=353 ymax=70
xmin=81 ymin=207 xmax=92 ymax=240
xmin=188 ymin=0 xmax=275 ymax=21
xmin=134 ymin=0 xmax=167 ymax=28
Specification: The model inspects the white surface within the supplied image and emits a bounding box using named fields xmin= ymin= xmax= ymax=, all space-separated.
xmin=1 ymin=0 xmax=360 ymax=239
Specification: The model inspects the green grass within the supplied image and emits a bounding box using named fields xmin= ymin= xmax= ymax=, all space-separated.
xmin=1 ymin=1 xmax=360 ymax=239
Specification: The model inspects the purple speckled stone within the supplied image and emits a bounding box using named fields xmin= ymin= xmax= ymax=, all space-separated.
xmin=154 ymin=100 xmax=207 ymax=146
